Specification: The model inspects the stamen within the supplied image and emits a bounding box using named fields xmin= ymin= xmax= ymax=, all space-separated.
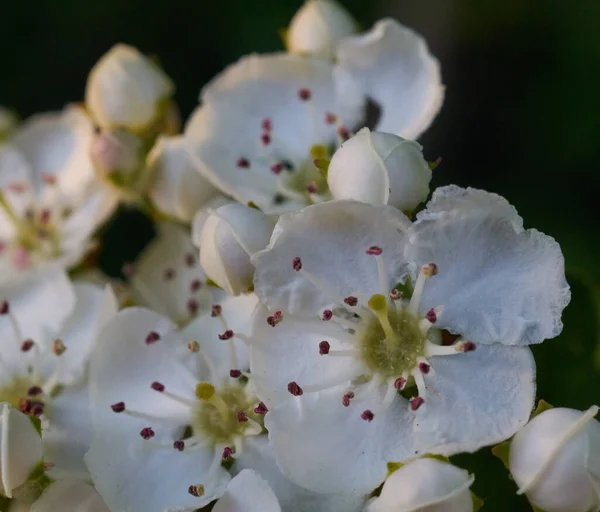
xmin=262 ymin=118 xmax=272 ymax=132
xmin=266 ymin=310 xmax=283 ymax=327
xmin=342 ymin=392 xmax=355 ymax=407
xmin=410 ymin=396 xmax=425 ymax=411
xmin=140 ymin=427 xmax=155 ymax=440
xmin=418 ymin=362 xmax=431 ymax=374
xmin=188 ymin=485 xmax=205 ymax=498
xmin=218 ymin=330 xmax=234 ymax=340
xmin=322 ymin=310 xmax=333 ymax=321
xmin=319 ymin=341 xmax=330 ymax=355
xmin=237 ymin=158 xmax=250 ymax=169
xmin=145 ymin=331 xmax=160 ymax=345
xmin=292 ymin=257 xmax=302 ymax=271
xmin=325 ymin=113 xmax=337 ymax=124
xmin=361 ymin=410 xmax=374 ymax=422
xmin=301 ymin=369 xmax=361 ymax=393
xmin=173 ymin=440 xmax=185 ymax=451
xmin=21 ymin=339 xmax=34 ymax=352
xmin=368 ymin=294 xmax=397 ymax=341
xmin=28 ymin=386 xmax=43 ymax=396
xmin=236 ymin=411 xmax=247 ymax=422
xmin=254 ymin=402 xmax=268 ymax=415
xmin=409 ymin=264 xmax=437 ymax=315
xmin=394 ymin=376 xmax=407 ymax=391
xmin=425 ymin=308 xmax=437 ymax=324
xmin=111 ymin=402 xmax=126 ymax=413
xmin=411 ymin=367 xmax=427 ymax=400
xmin=188 ymin=341 xmax=200 ymax=352
xmin=211 ymin=304 xmax=222 ymax=317
xmin=424 ymin=339 xmax=476 ymax=357
xmin=287 ymin=382 xmax=303 ymax=396
xmin=151 ymin=381 xmax=165 ymax=392
xmin=344 ymin=296 xmax=358 ymax=307
xmin=0 ymin=300 xmax=8 ymax=314
xmin=190 ymin=280 xmax=202 ymax=292
xmin=52 ymin=339 xmax=66 ymax=356
xmin=298 ymin=88 xmax=311 ymax=101
xmin=229 ymin=369 xmax=242 ymax=378
xmin=222 ymin=446 xmax=234 ymax=462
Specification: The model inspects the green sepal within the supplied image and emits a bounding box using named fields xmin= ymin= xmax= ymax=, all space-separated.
xmin=532 ymin=399 xmax=553 ymax=418
xmin=205 ymin=278 xmax=222 ymax=289
xmin=393 ymin=276 xmax=413 ymax=301
xmin=386 ymin=461 xmax=404 ymax=476
xmin=491 ymin=440 xmax=511 ymax=470
xmin=221 ymin=458 xmax=234 ymax=471
xmin=247 ymin=201 xmax=262 ymax=211
xmin=28 ymin=415 xmax=42 ymax=437
xmin=472 ymin=492 xmax=484 ymax=511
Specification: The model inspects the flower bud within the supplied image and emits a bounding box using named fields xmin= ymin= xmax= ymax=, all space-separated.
xmin=327 ymin=127 xmax=432 ymax=213
xmin=287 ymin=0 xmax=358 ymax=58
xmin=0 ymin=403 xmax=43 ymax=498
xmin=91 ymin=129 xmax=144 ymax=178
xmin=147 ymin=136 xmax=219 ymax=222
xmin=368 ymin=458 xmax=474 ymax=512
xmin=85 ymin=44 xmax=174 ymax=133
xmin=197 ymin=203 xmax=273 ymax=295
xmin=509 ymin=405 xmax=600 ymax=512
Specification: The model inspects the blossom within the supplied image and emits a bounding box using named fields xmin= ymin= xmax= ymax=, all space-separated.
xmin=286 ymin=0 xmax=358 ymax=58
xmin=367 ymin=458 xmax=475 ymax=512
xmin=0 ymin=106 xmax=117 ymax=280
xmin=509 ymin=405 xmax=600 ymax=512
xmin=85 ymin=44 xmax=175 ymax=133
xmin=30 ymin=479 xmax=109 ymax=512
xmin=250 ymin=188 xmax=569 ymax=494
xmin=0 ymin=403 xmax=43 ymax=498
xmin=185 ymin=16 xmax=442 ymax=213
xmin=196 ymin=203 xmax=274 ymax=295
xmin=85 ymin=296 xmax=365 ymax=512
xmin=0 ymin=266 xmax=118 ymax=480
xmin=147 ymin=136 xmax=220 ymax=222
xmin=213 ymin=470 xmax=280 ymax=512
xmin=124 ymin=222 xmax=214 ymax=326
xmin=327 ymin=127 xmax=432 ymax=212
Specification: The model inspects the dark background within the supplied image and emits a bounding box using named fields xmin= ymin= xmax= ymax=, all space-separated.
xmin=2 ymin=1 xmax=599 ymax=510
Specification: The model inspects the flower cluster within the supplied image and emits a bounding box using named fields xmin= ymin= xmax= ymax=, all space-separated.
xmin=0 ymin=1 xmax=592 ymax=512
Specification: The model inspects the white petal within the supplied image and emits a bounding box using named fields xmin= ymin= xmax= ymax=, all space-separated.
xmin=214 ymin=469 xmax=281 ymax=512
xmin=407 ymin=207 xmax=570 ymax=345
xmin=86 ymin=432 xmax=228 ymax=512
xmin=88 ymin=308 xmax=192 ymax=434
xmin=253 ymin=200 xmax=410 ymax=316
xmin=58 ymin=283 xmax=118 ymax=385
xmin=336 ymin=18 xmax=443 ymax=139
xmin=233 ymin=436 xmax=366 ymax=512
xmin=147 ymin=136 xmax=220 ymax=222
xmin=185 ymin=53 xmax=365 ymax=212
xmin=31 ymin=479 xmax=109 ymax=512
xmin=414 ymin=344 xmax=535 ymax=455
xmin=265 ymin=385 xmax=415 ymax=495
xmin=250 ymin=304 xmax=362 ymax=406
xmin=42 ymin=383 xmax=95 ymax=480
xmin=130 ymin=222 xmax=212 ymax=325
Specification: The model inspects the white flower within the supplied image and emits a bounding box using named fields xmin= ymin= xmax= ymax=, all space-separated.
xmin=185 ymin=17 xmax=441 ymax=213
xmin=30 ymin=479 xmax=109 ymax=512
xmin=509 ymin=405 xmax=600 ymax=512
xmin=0 ymin=266 xmax=118 ymax=480
xmin=287 ymin=0 xmax=358 ymax=58
xmin=147 ymin=136 xmax=220 ymax=222
xmin=85 ymin=297 xmax=365 ymax=512
xmin=0 ymin=107 xmax=18 ymax=140
xmin=0 ymin=106 xmax=117 ymax=280
xmin=0 ymin=403 xmax=43 ymax=498
xmin=85 ymin=44 xmax=175 ymax=133
xmin=249 ymin=188 xmax=570 ymax=494
xmin=327 ymin=127 xmax=432 ymax=212
xmin=125 ymin=222 xmax=215 ymax=326
xmin=197 ymin=204 xmax=274 ymax=296
xmin=213 ymin=470 xmax=280 ymax=512
xmin=367 ymin=458 xmax=474 ymax=512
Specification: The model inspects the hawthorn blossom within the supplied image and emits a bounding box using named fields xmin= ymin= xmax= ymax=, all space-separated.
xmin=0 ymin=106 xmax=117 ymax=280
xmin=250 ymin=188 xmax=570 ymax=494
xmin=85 ymin=296 xmax=365 ymax=512
xmin=185 ymin=16 xmax=442 ymax=213
xmin=0 ymin=266 xmax=118 ymax=480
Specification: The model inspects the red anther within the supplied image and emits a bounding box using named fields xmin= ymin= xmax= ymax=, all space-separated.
xmin=422 ymin=263 xmax=438 ymax=277
xmin=151 ymin=381 xmax=165 ymax=392
xmin=218 ymin=330 xmax=234 ymax=341
xmin=361 ymin=410 xmax=375 ymax=422
xmin=262 ymin=118 xmax=272 ymax=132
xmin=261 ymin=133 xmax=271 ymax=146
xmin=145 ymin=331 xmax=160 ymax=345
xmin=237 ymin=157 xmax=250 ymax=169
xmin=410 ymin=396 xmax=425 ymax=411
xmin=236 ymin=411 xmax=248 ymax=422
xmin=342 ymin=392 xmax=355 ymax=407
xmin=270 ymin=163 xmax=284 ymax=175
xmin=188 ymin=485 xmax=204 ymax=497
xmin=254 ymin=402 xmax=268 ymax=415
xmin=344 ymin=296 xmax=358 ymax=307
xmin=307 ymin=183 xmax=318 ymax=194
xmin=322 ymin=310 xmax=333 ymax=321
xmin=30 ymin=402 xmax=44 ymax=418
xmin=337 ymin=126 xmax=350 ymax=141
xmin=273 ymin=310 xmax=283 ymax=321
xmin=366 ymin=246 xmax=383 ymax=256
xmin=394 ymin=377 xmax=407 ymax=391
xmin=389 ymin=289 xmax=403 ymax=301
xmin=222 ymin=446 xmax=234 ymax=461
xmin=418 ymin=362 xmax=431 ymax=374
xmin=325 ymin=112 xmax=337 ymax=124
xmin=288 ymin=381 xmax=303 ymax=396
xmin=27 ymin=386 xmax=43 ymax=396
xmin=111 ymin=402 xmax=126 ymax=413
xmin=185 ymin=253 xmax=195 ymax=267
xmin=211 ymin=304 xmax=222 ymax=317
xmin=292 ymin=257 xmax=302 ymax=271
xmin=425 ymin=308 xmax=437 ymax=324
xmin=190 ymin=279 xmax=202 ymax=292
xmin=140 ymin=427 xmax=155 ymax=440
xmin=163 ymin=268 xmax=175 ymax=280
xmin=319 ymin=341 xmax=331 ymax=355
xmin=229 ymin=369 xmax=242 ymax=378
xmin=187 ymin=299 xmax=199 ymax=316
xmin=0 ymin=300 xmax=8 ymax=315
xmin=173 ymin=440 xmax=185 ymax=451
xmin=298 ymin=88 xmax=312 ymax=101
xmin=21 ymin=339 xmax=34 ymax=352
xmin=463 ymin=341 xmax=476 ymax=352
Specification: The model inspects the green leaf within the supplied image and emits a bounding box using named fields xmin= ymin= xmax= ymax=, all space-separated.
xmin=491 ymin=441 xmax=511 ymax=470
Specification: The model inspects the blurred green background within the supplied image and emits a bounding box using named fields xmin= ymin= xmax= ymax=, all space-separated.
xmin=2 ymin=0 xmax=599 ymax=510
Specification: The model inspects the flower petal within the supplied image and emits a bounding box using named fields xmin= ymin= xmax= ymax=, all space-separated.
xmin=213 ymin=469 xmax=281 ymax=512
xmin=414 ymin=344 xmax=536 ymax=455
xmin=31 ymin=479 xmax=109 ymax=512
xmin=407 ymin=205 xmax=570 ymax=345
xmin=253 ymin=200 xmax=410 ymax=316
xmin=336 ymin=18 xmax=443 ymax=139
xmin=185 ymin=53 xmax=364 ymax=212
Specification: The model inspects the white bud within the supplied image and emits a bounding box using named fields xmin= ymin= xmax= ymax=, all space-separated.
xmin=368 ymin=458 xmax=474 ymax=512
xmin=85 ymin=44 xmax=174 ymax=132
xmin=91 ymin=129 xmax=144 ymax=178
xmin=198 ymin=204 xmax=273 ymax=295
xmin=509 ymin=406 xmax=600 ymax=512
xmin=287 ymin=0 xmax=358 ymax=58
xmin=147 ymin=136 xmax=219 ymax=222
xmin=327 ymin=128 xmax=432 ymax=213
xmin=0 ymin=403 xmax=43 ymax=498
